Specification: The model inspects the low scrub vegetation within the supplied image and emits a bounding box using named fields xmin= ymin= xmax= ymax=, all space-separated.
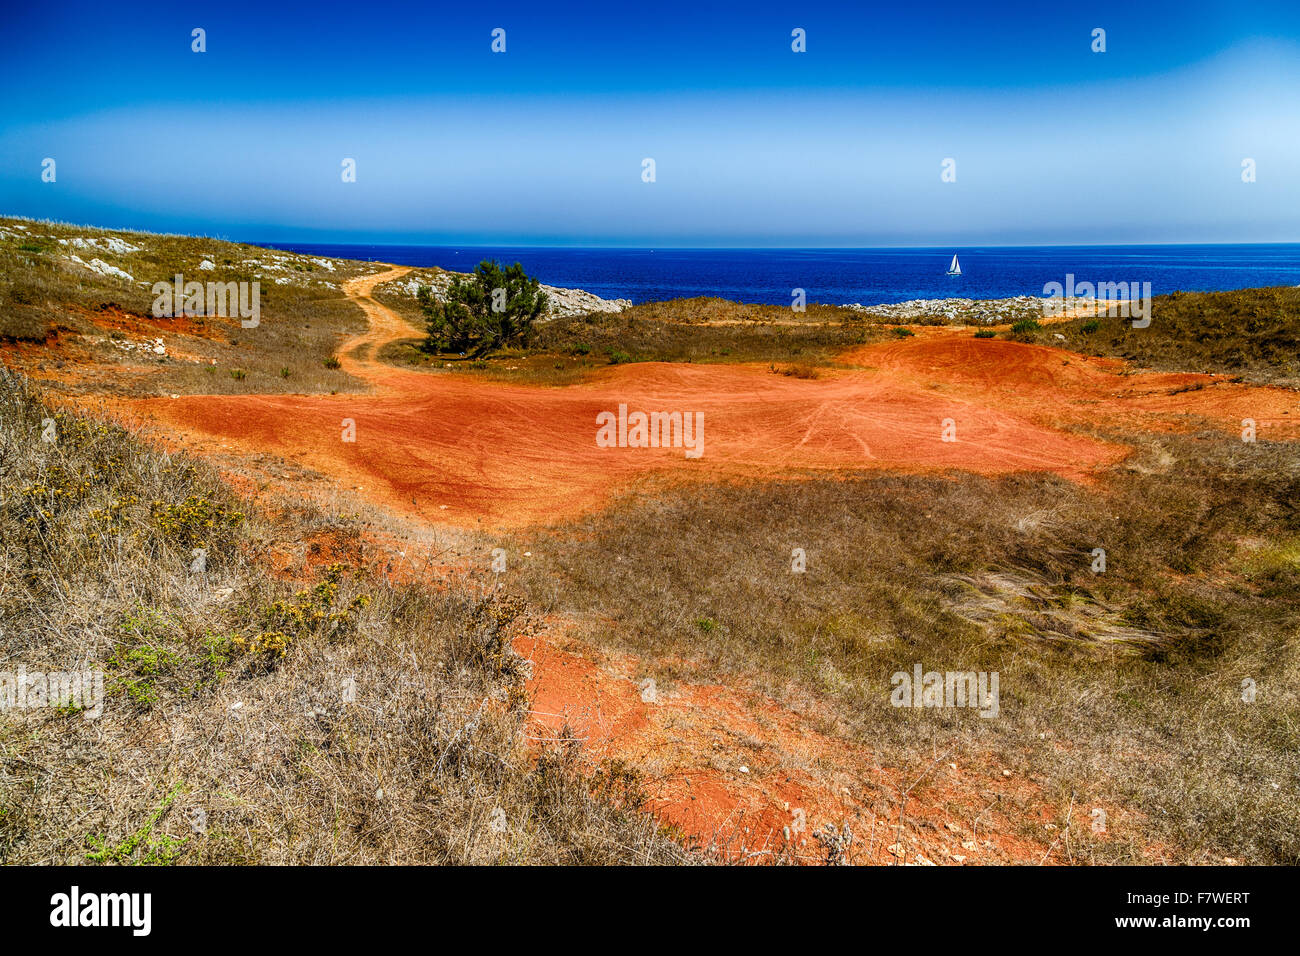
xmin=0 ymin=369 xmax=692 ymax=864
xmin=1029 ymin=287 xmax=1300 ymax=387
xmin=420 ymin=260 xmax=548 ymax=357
xmin=510 ymin=431 xmax=1300 ymax=864
xmin=0 ymin=217 xmax=372 ymax=397
xmin=385 ymin=296 xmax=885 ymax=384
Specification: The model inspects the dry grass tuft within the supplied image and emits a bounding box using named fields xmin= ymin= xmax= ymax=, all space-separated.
xmin=0 ymin=369 xmax=694 ymax=864
xmin=508 ymin=432 xmax=1300 ymax=863
xmin=1028 ymin=286 xmax=1300 ymax=387
xmin=0 ymin=216 xmax=377 ymax=397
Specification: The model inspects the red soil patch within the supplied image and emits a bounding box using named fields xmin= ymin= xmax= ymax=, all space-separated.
xmin=0 ymin=333 xmax=70 ymax=377
xmin=263 ymin=528 xmax=365 ymax=580
xmin=116 ymin=360 xmax=1131 ymax=530
xmin=516 ymin=622 xmax=1070 ymax=864
xmin=115 ymin=334 xmax=1298 ymax=531
xmin=72 ymin=303 xmax=222 ymax=341
xmin=1 ymin=303 xmax=219 ymax=387
xmin=847 ymin=336 xmax=1300 ymax=439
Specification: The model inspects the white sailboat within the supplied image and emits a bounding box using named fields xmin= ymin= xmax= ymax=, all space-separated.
xmin=947 ymin=254 xmax=962 ymax=276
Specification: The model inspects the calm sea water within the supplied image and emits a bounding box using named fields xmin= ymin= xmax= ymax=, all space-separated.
xmin=258 ymin=242 xmax=1300 ymax=307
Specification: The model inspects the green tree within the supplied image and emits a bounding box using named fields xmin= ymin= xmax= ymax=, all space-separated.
xmin=419 ymin=260 xmax=548 ymax=356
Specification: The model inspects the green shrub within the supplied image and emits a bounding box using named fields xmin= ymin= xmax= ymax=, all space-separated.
xmin=420 ymin=260 xmax=548 ymax=357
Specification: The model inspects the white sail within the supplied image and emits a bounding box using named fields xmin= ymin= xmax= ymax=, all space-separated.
xmin=948 ymin=254 xmax=961 ymax=275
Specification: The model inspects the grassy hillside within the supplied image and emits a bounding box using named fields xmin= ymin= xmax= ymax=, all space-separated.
xmin=0 ymin=217 xmax=374 ymax=396
xmin=0 ymin=368 xmax=692 ymax=864
xmin=381 ymin=296 xmax=898 ymax=385
xmin=1017 ymin=287 xmax=1300 ymax=387
xmin=507 ymin=429 xmax=1300 ymax=864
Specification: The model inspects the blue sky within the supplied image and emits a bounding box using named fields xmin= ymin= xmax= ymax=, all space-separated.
xmin=1 ymin=0 xmax=1298 ymax=246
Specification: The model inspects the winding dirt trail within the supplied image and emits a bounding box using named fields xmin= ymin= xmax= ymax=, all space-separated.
xmin=337 ymin=265 xmax=413 ymax=382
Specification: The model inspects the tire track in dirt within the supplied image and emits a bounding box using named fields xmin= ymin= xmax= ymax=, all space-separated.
xmin=337 ymin=265 xmax=414 ymax=381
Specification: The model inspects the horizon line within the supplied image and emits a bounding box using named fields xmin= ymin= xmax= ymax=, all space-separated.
xmin=252 ymin=238 xmax=1300 ymax=251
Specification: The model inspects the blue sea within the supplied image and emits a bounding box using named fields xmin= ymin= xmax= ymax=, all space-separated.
xmin=258 ymin=242 xmax=1300 ymax=307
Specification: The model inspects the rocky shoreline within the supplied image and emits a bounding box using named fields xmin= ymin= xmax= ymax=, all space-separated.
xmin=842 ymin=295 xmax=1095 ymax=325
xmin=377 ymin=272 xmax=1102 ymax=326
xmin=377 ymin=269 xmax=632 ymax=319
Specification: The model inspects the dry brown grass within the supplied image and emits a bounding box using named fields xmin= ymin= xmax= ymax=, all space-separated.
xmin=533 ymin=298 xmax=880 ymax=366
xmin=506 ymin=431 xmax=1300 ymax=864
xmin=772 ymin=362 xmax=821 ymax=379
xmin=0 ymin=217 xmax=377 ymax=397
xmin=0 ymin=369 xmax=695 ymax=864
xmin=1021 ymin=286 xmax=1300 ymax=388
xmin=377 ymin=296 xmax=886 ymax=386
